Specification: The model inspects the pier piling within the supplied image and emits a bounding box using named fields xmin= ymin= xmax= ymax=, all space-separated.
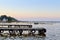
xmin=19 ymin=29 xmax=23 ymax=36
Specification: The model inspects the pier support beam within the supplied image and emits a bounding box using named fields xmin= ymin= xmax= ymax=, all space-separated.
xmin=0 ymin=30 xmax=4 ymax=34
xmin=0 ymin=30 xmax=2 ymax=34
xmin=9 ymin=30 xmax=16 ymax=36
xmin=0 ymin=30 xmax=4 ymax=36
xmin=38 ymin=28 xmax=46 ymax=35
xmin=28 ymin=29 xmax=36 ymax=36
xmin=19 ymin=30 xmax=23 ymax=36
xmin=8 ymin=25 xmax=12 ymax=28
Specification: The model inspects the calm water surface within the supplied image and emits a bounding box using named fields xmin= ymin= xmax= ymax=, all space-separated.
xmin=0 ymin=23 xmax=60 ymax=40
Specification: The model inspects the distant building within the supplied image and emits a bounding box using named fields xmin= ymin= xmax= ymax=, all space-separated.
xmin=2 ymin=18 xmax=8 ymax=22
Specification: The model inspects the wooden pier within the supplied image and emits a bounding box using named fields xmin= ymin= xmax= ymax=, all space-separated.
xmin=0 ymin=23 xmax=46 ymax=36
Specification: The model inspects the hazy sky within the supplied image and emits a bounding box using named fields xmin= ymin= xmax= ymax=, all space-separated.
xmin=0 ymin=0 xmax=60 ymax=21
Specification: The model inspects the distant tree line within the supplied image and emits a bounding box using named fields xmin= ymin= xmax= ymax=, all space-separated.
xmin=0 ymin=15 xmax=18 ymax=22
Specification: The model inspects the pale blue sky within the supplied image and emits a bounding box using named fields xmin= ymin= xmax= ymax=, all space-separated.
xmin=0 ymin=0 xmax=60 ymax=21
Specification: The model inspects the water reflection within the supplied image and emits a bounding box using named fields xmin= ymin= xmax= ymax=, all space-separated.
xmin=0 ymin=34 xmax=46 ymax=40
xmin=0 ymin=23 xmax=60 ymax=40
xmin=0 ymin=31 xmax=46 ymax=40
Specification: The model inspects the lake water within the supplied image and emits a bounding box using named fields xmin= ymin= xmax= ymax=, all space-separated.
xmin=0 ymin=23 xmax=60 ymax=40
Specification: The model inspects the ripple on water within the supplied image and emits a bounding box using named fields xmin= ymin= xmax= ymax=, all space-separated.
xmin=0 ymin=36 xmax=46 ymax=40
